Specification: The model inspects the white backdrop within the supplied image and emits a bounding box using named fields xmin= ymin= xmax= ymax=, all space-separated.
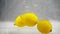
xmin=0 ymin=20 xmax=60 ymax=34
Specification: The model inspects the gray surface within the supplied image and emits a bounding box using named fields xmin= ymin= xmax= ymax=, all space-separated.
xmin=0 ymin=0 xmax=60 ymax=21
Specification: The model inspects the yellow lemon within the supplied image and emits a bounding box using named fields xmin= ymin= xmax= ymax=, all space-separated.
xmin=22 ymin=12 xmax=38 ymax=27
xmin=14 ymin=16 xmax=25 ymax=27
xmin=37 ymin=20 xmax=52 ymax=34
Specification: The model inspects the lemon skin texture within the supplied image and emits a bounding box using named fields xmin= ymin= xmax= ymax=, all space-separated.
xmin=14 ymin=16 xmax=25 ymax=27
xmin=22 ymin=12 xmax=38 ymax=27
xmin=37 ymin=20 xmax=52 ymax=34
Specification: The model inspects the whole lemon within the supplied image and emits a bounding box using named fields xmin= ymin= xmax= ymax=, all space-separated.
xmin=37 ymin=20 xmax=52 ymax=34
xmin=22 ymin=12 xmax=38 ymax=27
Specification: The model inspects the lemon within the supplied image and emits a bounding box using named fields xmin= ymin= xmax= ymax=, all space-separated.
xmin=22 ymin=12 xmax=38 ymax=27
xmin=37 ymin=20 xmax=52 ymax=34
xmin=14 ymin=16 xmax=25 ymax=27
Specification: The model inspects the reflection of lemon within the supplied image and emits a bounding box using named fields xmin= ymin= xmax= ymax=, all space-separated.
xmin=37 ymin=20 xmax=52 ymax=34
xmin=22 ymin=12 xmax=38 ymax=27
xmin=14 ymin=16 xmax=25 ymax=27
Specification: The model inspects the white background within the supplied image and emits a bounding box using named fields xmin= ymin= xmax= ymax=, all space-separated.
xmin=0 ymin=20 xmax=60 ymax=34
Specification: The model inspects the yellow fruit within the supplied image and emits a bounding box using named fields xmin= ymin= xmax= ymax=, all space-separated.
xmin=14 ymin=16 xmax=25 ymax=27
xmin=37 ymin=20 xmax=52 ymax=34
xmin=21 ymin=12 xmax=38 ymax=27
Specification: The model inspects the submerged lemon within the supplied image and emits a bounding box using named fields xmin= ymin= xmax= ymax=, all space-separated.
xmin=37 ymin=20 xmax=52 ymax=34
xmin=14 ymin=16 xmax=25 ymax=27
xmin=22 ymin=12 xmax=38 ymax=27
